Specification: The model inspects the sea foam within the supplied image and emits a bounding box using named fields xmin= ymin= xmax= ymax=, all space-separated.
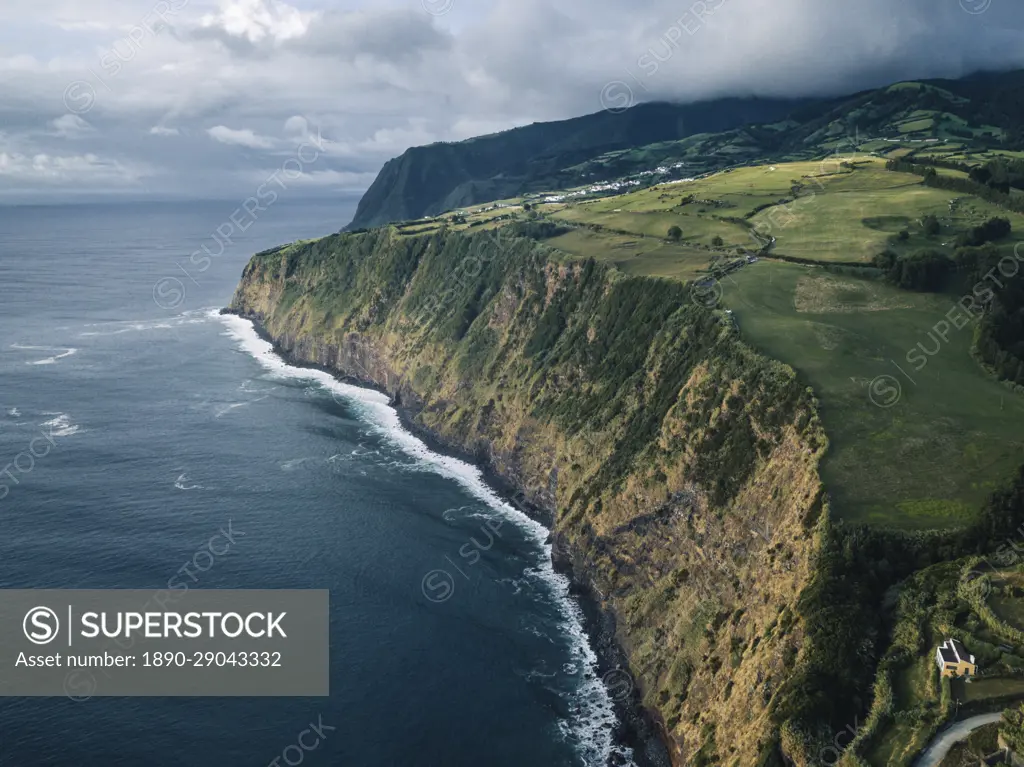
xmin=11 ymin=344 xmax=78 ymax=366
xmin=174 ymin=472 xmax=204 ymax=491
xmin=79 ymin=308 xmax=211 ymax=337
xmin=218 ymin=311 xmax=634 ymax=767
xmin=40 ymin=413 xmax=80 ymax=437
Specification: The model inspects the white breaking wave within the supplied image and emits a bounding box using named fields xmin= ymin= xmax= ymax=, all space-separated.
xmin=442 ymin=505 xmax=477 ymax=523
xmin=79 ymin=322 xmax=173 ymax=336
xmin=442 ymin=504 xmax=504 ymax=525
xmin=79 ymin=308 xmax=214 ymax=337
xmin=11 ymin=344 xmax=78 ymax=366
xmin=218 ymin=312 xmax=633 ymax=767
xmin=239 ymin=379 xmax=270 ymax=394
xmin=174 ymin=472 xmax=204 ymax=491
xmin=215 ymin=401 xmax=247 ymax=418
xmin=7 ymin=408 xmax=20 ymax=417
xmin=40 ymin=413 xmax=80 ymax=437
xmin=214 ymin=395 xmax=268 ymax=418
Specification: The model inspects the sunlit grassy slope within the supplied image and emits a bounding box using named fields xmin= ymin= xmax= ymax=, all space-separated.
xmin=723 ymin=262 xmax=1024 ymax=529
xmin=543 ymin=159 xmax=1024 ymax=264
xmin=392 ymin=158 xmax=1024 ymax=529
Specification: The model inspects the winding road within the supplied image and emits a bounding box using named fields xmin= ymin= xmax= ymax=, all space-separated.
xmin=913 ymin=712 xmax=1004 ymax=767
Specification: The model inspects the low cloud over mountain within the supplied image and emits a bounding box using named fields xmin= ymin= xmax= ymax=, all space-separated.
xmin=1 ymin=0 xmax=1022 ymax=201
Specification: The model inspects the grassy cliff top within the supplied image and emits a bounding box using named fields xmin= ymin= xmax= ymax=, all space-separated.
xmin=369 ymin=155 xmax=1024 ymax=532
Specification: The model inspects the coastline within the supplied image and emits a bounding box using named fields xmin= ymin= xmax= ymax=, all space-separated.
xmin=220 ymin=307 xmax=672 ymax=767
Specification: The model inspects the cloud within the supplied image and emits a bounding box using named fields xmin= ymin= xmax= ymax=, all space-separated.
xmin=0 ymin=150 xmax=143 ymax=185
xmin=206 ymin=125 xmax=275 ymax=149
xmin=1 ymin=0 xmax=1023 ymax=205
xmin=246 ymin=167 xmax=377 ymax=189
xmin=283 ymin=114 xmax=311 ymax=138
xmin=200 ymin=0 xmax=313 ymax=45
xmin=294 ymin=7 xmax=452 ymax=62
xmin=51 ymin=114 xmax=93 ymax=138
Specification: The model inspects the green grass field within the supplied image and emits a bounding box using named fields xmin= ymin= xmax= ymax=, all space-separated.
xmin=898 ymin=118 xmax=936 ymax=133
xmin=545 ymin=228 xmax=715 ymax=281
xmin=722 ymin=261 xmax=1024 ymax=528
xmin=745 ymin=160 xmax=980 ymax=263
xmin=962 ymin=676 xmax=1024 ymax=703
xmin=441 ymin=157 xmax=1024 ymax=529
xmin=533 ymin=159 xmax=1024 ymax=528
xmin=549 ymin=206 xmax=749 ymax=249
xmin=544 ymin=158 xmax=1024 ymax=266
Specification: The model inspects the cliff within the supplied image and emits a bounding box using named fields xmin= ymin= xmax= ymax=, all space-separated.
xmin=228 ymin=226 xmax=831 ymax=765
xmin=346 ymin=98 xmax=812 ymax=230
xmin=347 ymin=70 xmax=1024 ymax=233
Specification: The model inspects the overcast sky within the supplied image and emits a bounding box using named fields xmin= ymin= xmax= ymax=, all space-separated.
xmin=1 ymin=0 xmax=1023 ymax=202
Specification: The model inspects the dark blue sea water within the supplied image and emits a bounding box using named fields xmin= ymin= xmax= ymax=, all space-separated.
xmin=0 ymin=199 xmax=633 ymax=766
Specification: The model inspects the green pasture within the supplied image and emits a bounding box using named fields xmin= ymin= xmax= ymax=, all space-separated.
xmin=546 ymin=228 xmax=714 ymax=281
xmin=722 ymin=262 xmax=1024 ymax=529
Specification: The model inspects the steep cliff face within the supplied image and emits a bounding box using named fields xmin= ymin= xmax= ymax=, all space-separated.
xmin=229 ymin=227 xmax=830 ymax=765
xmin=347 ymin=70 xmax=1024 ymax=232
xmin=346 ymin=98 xmax=813 ymax=230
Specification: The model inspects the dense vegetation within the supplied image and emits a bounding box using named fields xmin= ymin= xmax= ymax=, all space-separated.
xmin=777 ymin=468 xmax=1024 ymax=765
xmin=970 ymin=158 xmax=1024 ymax=193
xmin=872 ymin=216 xmax=1013 ymax=291
xmin=1003 ymin=703 xmax=1024 ymax=755
xmin=874 ymin=248 xmax=953 ymax=291
xmin=233 ymin=226 xmax=834 ymax=766
xmin=956 ymin=244 xmax=1024 ymax=386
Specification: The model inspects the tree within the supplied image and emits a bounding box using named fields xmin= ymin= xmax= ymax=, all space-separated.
xmin=922 ymin=214 xmax=941 ymax=236
xmin=873 ymin=250 xmax=897 ymax=272
xmin=711 ymin=235 xmax=724 ymax=247
xmin=522 ymin=202 xmax=532 ymax=211
xmin=1000 ymin=703 xmax=1024 ymax=755
xmin=887 ymin=249 xmax=953 ymax=291
xmin=957 ymin=216 xmax=1012 ymax=247
xmin=667 ymin=225 xmax=683 ymax=241
xmin=898 ymin=230 xmax=910 ymax=241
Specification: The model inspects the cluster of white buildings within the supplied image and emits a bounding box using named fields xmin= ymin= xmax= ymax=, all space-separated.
xmin=540 ymin=162 xmax=691 ymax=203
xmin=536 ymin=161 xmax=696 ymax=203
xmin=637 ymin=162 xmax=687 ymax=176
xmin=470 ymin=203 xmax=512 ymax=214
xmin=542 ymin=179 xmax=642 ymax=203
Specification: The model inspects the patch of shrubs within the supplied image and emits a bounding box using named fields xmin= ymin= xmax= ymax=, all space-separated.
xmin=874 ymin=248 xmax=952 ymax=291
xmin=956 ymin=216 xmax=1012 ymax=248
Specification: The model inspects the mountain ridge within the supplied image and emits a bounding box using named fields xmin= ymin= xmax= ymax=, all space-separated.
xmin=346 ymin=69 xmax=1024 ymax=231
xmin=346 ymin=96 xmax=820 ymax=229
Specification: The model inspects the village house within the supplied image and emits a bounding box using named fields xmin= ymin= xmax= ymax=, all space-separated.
xmin=935 ymin=638 xmax=978 ymax=678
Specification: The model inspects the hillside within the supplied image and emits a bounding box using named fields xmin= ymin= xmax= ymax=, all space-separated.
xmin=400 ymin=155 xmax=1024 ymax=531
xmin=226 ymin=216 xmax=1024 ymax=766
xmin=317 ymin=141 xmax=1024 ymax=764
xmin=348 ymin=69 xmax=1024 ymax=232
xmin=230 ymin=68 xmax=1024 ymax=767
xmin=229 ymin=228 xmax=830 ymax=765
xmin=346 ymin=97 xmax=819 ymax=229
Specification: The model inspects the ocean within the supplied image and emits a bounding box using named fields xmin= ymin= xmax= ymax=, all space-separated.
xmin=0 ymin=198 xmax=637 ymax=766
